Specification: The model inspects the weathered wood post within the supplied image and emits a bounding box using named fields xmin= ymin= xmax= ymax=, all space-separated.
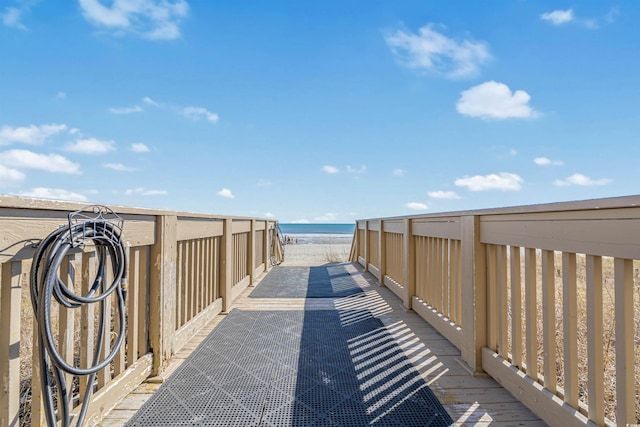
xmin=149 ymin=215 xmax=177 ymax=376
xmin=363 ymin=220 xmax=369 ymax=271
xmin=460 ymin=215 xmax=486 ymax=374
xmin=262 ymin=221 xmax=269 ymax=272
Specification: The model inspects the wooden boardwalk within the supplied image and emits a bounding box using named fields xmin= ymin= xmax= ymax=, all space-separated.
xmin=99 ymin=262 xmax=545 ymax=426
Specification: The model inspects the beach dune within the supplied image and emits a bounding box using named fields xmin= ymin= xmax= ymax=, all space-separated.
xmin=280 ymin=242 xmax=351 ymax=266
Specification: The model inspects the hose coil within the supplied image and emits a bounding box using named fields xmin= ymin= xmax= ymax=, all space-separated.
xmin=30 ymin=207 xmax=127 ymax=427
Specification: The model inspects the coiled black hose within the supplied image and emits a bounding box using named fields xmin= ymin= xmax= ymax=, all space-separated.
xmin=30 ymin=217 xmax=127 ymax=427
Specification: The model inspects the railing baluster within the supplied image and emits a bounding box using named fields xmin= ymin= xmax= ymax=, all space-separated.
xmin=137 ymin=247 xmax=149 ymax=357
xmin=541 ymin=249 xmax=556 ymax=393
xmin=128 ymin=247 xmax=140 ymax=365
xmin=0 ymin=261 xmax=22 ymax=427
xmin=59 ymin=254 xmax=76 ymax=398
xmin=524 ymin=248 xmax=538 ymax=380
xmin=497 ymin=245 xmax=508 ymax=359
xmin=562 ymin=252 xmax=578 ymax=407
xmin=509 ymin=246 xmax=522 ymax=370
xmin=614 ymin=257 xmax=634 ymax=423
xmin=80 ymin=252 xmax=96 ymax=401
xmin=586 ymin=255 xmax=604 ymax=425
xmin=487 ymin=244 xmax=498 ymax=351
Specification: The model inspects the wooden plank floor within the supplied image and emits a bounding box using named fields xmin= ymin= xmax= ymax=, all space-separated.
xmin=99 ymin=262 xmax=545 ymax=426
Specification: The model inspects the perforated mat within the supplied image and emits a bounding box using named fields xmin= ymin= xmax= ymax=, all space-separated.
xmin=248 ymin=265 xmax=365 ymax=298
xmin=126 ymin=310 xmax=453 ymax=426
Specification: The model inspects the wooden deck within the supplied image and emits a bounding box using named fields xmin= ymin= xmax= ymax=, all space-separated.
xmin=99 ymin=261 xmax=545 ymax=426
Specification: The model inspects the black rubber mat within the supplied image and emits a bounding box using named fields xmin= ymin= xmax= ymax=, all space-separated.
xmin=249 ymin=265 xmax=365 ymax=298
xmin=126 ymin=310 xmax=453 ymax=427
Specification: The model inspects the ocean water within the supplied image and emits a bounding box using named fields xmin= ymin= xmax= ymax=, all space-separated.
xmin=278 ymin=223 xmax=355 ymax=245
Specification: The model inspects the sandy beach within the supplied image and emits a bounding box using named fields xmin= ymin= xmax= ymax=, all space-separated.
xmin=279 ymin=243 xmax=352 ymax=266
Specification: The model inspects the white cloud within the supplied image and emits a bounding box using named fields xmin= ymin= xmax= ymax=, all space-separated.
xmin=393 ymin=168 xmax=405 ymax=176
xmin=265 ymin=212 xmax=274 ymax=218
xmin=104 ymin=162 xmax=135 ymax=171
xmin=291 ymin=219 xmax=311 ymax=224
xmin=131 ymin=143 xmax=150 ymax=152
xmin=315 ymin=213 xmax=337 ymax=222
xmin=217 ymin=188 xmax=234 ymax=199
xmin=182 ymin=106 xmax=219 ymax=123
xmin=0 ymin=164 xmax=25 ymax=184
xmin=455 ymin=172 xmax=523 ymax=191
xmin=457 ymin=81 xmax=537 ymax=119
xmin=0 ymin=149 xmax=81 ymax=174
xmin=540 ymin=9 xmax=574 ymax=25
xmin=142 ymin=96 xmax=159 ymax=106
xmin=346 ymin=165 xmax=366 ymax=174
xmin=19 ymin=187 xmax=88 ymax=202
xmin=534 ymin=157 xmax=564 ymax=166
xmin=428 ymin=190 xmax=460 ymax=199
xmin=0 ymin=124 xmax=68 ymax=145
xmin=406 ymin=202 xmax=428 ymax=210
xmin=56 ymin=91 xmax=67 ymax=100
xmin=1 ymin=6 xmax=27 ymax=30
xmin=78 ymin=0 xmax=189 ymax=40
xmin=554 ymin=173 xmax=612 ymax=187
xmin=125 ymin=187 xmax=167 ymax=196
xmin=385 ymin=24 xmax=490 ymax=78
xmin=65 ymin=138 xmax=115 ymax=154
xmin=109 ymin=105 xmax=143 ymax=114
xmin=322 ymin=165 xmax=339 ymax=174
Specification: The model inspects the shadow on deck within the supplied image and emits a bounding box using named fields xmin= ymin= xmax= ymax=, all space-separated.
xmin=100 ymin=263 xmax=544 ymax=426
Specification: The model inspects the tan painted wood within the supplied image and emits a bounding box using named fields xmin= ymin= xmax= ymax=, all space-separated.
xmin=249 ymin=220 xmax=256 ymax=286
xmin=442 ymin=239 xmax=450 ymax=319
xmin=411 ymin=220 xmax=461 ymax=239
xmin=378 ymin=221 xmax=385 ymax=289
xmin=175 ymin=218 xmax=223 ymax=241
xmin=486 ymin=245 xmax=498 ymax=352
xmin=80 ymin=251 xmax=96 ymax=402
xmin=480 ymin=216 xmax=640 ymax=259
xmin=79 ymin=354 xmax=153 ymax=427
xmin=460 ymin=215 xmax=486 ymax=373
xmin=403 ymin=218 xmax=414 ymax=310
xmin=541 ymin=250 xmax=556 ymax=394
xmin=412 ymin=297 xmax=463 ymax=350
xmin=128 ymin=247 xmax=141 ymax=365
xmin=509 ymin=246 xmax=523 ymax=371
xmin=0 ymin=261 xmax=21 ymax=427
xmin=482 ymin=348 xmax=589 ymax=427
xmin=524 ymin=248 xmax=538 ymax=381
xmin=137 ymin=247 xmax=149 ymax=358
xmin=497 ymin=245 xmax=508 ymax=359
xmin=98 ymin=262 xmax=113 ymax=388
xmin=585 ymin=255 xmax=604 ymax=425
xmin=174 ymin=299 xmax=222 ymax=352
xmin=561 ymin=252 xmax=578 ymax=408
xmin=148 ymin=214 xmax=177 ymax=376
xmin=613 ymin=257 xmax=634 ymax=423
xmin=59 ymin=254 xmax=76 ymax=392
xmin=231 ymin=220 xmax=251 ymax=234
xmin=30 ymin=321 xmax=45 ymax=427
xmin=114 ymin=248 xmax=126 ymax=376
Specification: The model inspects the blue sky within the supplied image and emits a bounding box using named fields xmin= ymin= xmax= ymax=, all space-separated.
xmin=1 ymin=1 xmax=638 ymax=223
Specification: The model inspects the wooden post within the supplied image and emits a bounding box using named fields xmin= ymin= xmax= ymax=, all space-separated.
xmin=149 ymin=215 xmax=177 ymax=376
xmin=262 ymin=221 xmax=269 ymax=273
xmin=363 ymin=221 xmax=369 ymax=271
xmin=249 ymin=219 xmax=256 ymax=285
xmin=460 ymin=215 xmax=486 ymax=374
xmin=0 ymin=261 xmax=21 ymax=427
xmin=378 ymin=220 xmax=386 ymax=287
xmin=220 ymin=218 xmax=233 ymax=313
xmin=403 ymin=218 xmax=415 ymax=310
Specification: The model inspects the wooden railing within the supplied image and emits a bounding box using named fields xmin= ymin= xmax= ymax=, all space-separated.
xmin=352 ymin=195 xmax=640 ymax=426
xmin=0 ymin=196 xmax=282 ymax=426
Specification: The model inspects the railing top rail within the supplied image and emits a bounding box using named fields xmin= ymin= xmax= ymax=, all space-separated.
xmin=356 ymin=194 xmax=640 ymax=222
xmin=0 ymin=195 xmax=275 ymax=221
